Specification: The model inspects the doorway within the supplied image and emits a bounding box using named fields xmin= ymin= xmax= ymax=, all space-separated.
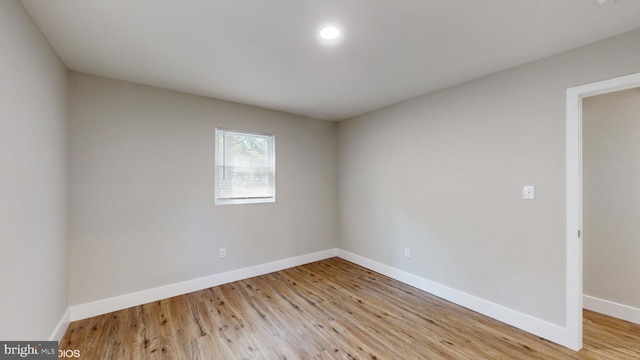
xmin=566 ymin=72 xmax=640 ymax=351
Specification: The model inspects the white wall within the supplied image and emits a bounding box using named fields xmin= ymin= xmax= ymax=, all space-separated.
xmin=338 ymin=29 xmax=640 ymax=327
xmin=583 ymin=88 xmax=640 ymax=309
xmin=68 ymin=73 xmax=338 ymax=305
xmin=0 ymin=0 xmax=68 ymax=340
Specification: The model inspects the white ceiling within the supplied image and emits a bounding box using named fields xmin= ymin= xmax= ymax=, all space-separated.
xmin=20 ymin=0 xmax=640 ymax=121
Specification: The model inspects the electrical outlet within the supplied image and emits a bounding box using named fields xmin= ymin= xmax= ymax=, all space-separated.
xmin=523 ymin=185 xmax=535 ymax=200
xmin=404 ymin=247 xmax=411 ymax=259
xmin=219 ymin=248 xmax=226 ymax=259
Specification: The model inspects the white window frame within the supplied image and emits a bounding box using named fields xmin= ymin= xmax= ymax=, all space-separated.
xmin=215 ymin=128 xmax=276 ymax=205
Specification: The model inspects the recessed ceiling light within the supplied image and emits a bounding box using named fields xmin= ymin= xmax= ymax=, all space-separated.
xmin=320 ymin=26 xmax=341 ymax=40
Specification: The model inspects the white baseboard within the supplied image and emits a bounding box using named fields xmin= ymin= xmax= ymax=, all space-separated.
xmin=60 ymin=247 xmax=573 ymax=349
xmin=336 ymin=249 xmax=569 ymax=348
xmin=69 ymin=248 xmax=338 ymax=322
xmin=584 ymin=294 xmax=640 ymax=325
xmin=49 ymin=307 xmax=71 ymax=341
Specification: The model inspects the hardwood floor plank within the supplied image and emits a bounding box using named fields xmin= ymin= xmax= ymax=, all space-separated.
xmin=61 ymin=313 xmax=110 ymax=358
xmin=273 ymin=267 xmax=433 ymax=358
xmin=61 ymin=258 xmax=640 ymax=359
xmin=257 ymin=272 xmax=382 ymax=358
xmin=235 ymin=277 xmax=327 ymax=357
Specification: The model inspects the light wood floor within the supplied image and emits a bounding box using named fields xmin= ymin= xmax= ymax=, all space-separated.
xmin=61 ymin=258 xmax=640 ymax=359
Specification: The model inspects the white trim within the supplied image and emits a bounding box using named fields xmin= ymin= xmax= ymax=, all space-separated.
xmin=49 ymin=307 xmax=71 ymax=342
xmin=584 ymin=295 xmax=640 ymax=325
xmin=566 ymin=86 xmax=584 ymax=351
xmin=69 ymin=249 xmax=338 ymax=321
xmin=336 ymin=249 xmax=569 ymax=348
xmin=566 ymin=72 xmax=640 ymax=351
xmin=65 ymin=246 xmax=640 ymax=350
xmin=59 ymin=248 xmax=584 ymax=349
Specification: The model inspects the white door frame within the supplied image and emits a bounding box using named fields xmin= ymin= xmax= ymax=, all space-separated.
xmin=566 ymin=71 xmax=640 ymax=351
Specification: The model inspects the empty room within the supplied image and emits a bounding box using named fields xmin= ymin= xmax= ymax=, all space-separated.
xmin=2 ymin=0 xmax=640 ymax=358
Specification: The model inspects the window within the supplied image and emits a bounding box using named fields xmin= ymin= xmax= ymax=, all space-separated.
xmin=215 ymin=128 xmax=275 ymax=205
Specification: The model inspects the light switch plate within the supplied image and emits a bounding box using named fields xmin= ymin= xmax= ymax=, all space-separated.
xmin=523 ymin=186 xmax=535 ymax=200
